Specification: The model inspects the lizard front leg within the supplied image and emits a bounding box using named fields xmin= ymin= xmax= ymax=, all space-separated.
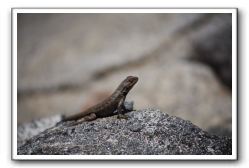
xmin=117 ymin=96 xmax=128 ymax=119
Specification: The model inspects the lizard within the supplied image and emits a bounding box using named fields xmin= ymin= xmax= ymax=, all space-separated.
xmin=60 ymin=76 xmax=138 ymax=125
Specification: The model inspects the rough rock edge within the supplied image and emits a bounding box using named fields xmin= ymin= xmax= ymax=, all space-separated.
xmin=17 ymin=108 xmax=232 ymax=155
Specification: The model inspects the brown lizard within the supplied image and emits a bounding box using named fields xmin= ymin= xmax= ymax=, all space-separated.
xmin=60 ymin=76 xmax=138 ymax=125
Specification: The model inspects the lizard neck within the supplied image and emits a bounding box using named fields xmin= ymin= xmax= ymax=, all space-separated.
xmin=110 ymin=76 xmax=138 ymax=101
xmin=111 ymin=88 xmax=125 ymax=101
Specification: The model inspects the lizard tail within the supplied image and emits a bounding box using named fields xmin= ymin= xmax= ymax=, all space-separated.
xmin=61 ymin=112 xmax=86 ymax=122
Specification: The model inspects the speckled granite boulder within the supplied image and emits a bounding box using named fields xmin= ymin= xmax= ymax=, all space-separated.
xmin=17 ymin=108 xmax=232 ymax=155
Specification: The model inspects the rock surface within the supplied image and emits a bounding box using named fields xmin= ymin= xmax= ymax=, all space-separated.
xmin=17 ymin=115 xmax=62 ymax=148
xmin=17 ymin=109 xmax=232 ymax=155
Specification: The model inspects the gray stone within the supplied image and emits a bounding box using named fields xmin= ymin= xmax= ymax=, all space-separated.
xmin=17 ymin=115 xmax=62 ymax=148
xmin=17 ymin=109 xmax=231 ymax=155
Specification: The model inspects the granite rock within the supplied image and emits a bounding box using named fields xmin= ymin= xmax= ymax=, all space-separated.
xmin=17 ymin=109 xmax=232 ymax=155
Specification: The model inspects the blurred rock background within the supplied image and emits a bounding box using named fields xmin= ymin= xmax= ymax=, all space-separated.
xmin=17 ymin=13 xmax=232 ymax=136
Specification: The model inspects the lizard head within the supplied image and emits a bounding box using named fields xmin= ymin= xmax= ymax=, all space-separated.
xmin=119 ymin=76 xmax=138 ymax=95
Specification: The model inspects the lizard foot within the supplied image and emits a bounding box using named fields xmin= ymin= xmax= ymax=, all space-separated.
xmin=117 ymin=114 xmax=129 ymax=120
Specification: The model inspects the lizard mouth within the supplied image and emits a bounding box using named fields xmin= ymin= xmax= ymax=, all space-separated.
xmin=127 ymin=76 xmax=138 ymax=85
xmin=118 ymin=76 xmax=139 ymax=95
xmin=132 ymin=77 xmax=138 ymax=85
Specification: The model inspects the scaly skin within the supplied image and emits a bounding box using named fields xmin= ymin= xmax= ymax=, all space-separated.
xmin=61 ymin=76 xmax=138 ymax=124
